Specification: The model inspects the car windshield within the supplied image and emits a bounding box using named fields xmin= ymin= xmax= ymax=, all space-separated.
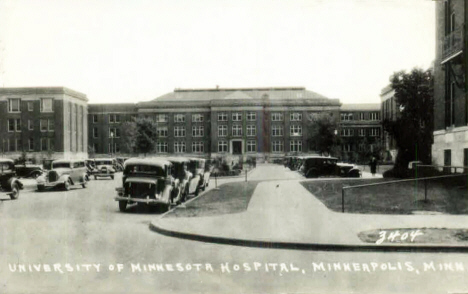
xmin=0 ymin=162 xmax=13 ymax=171
xmin=95 ymin=160 xmax=113 ymax=165
xmin=125 ymin=165 xmax=165 ymax=177
xmin=52 ymin=162 xmax=70 ymax=168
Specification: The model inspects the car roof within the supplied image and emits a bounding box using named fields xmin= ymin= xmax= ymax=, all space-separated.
xmin=94 ymin=158 xmax=114 ymax=161
xmin=303 ymin=156 xmax=338 ymax=160
xmin=166 ymin=157 xmax=190 ymax=163
xmin=0 ymin=159 xmax=14 ymax=164
xmin=52 ymin=159 xmax=84 ymax=164
xmin=124 ymin=157 xmax=172 ymax=168
xmin=188 ymin=157 xmax=206 ymax=162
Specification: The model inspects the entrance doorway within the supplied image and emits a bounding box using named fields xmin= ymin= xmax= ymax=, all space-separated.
xmin=232 ymin=141 xmax=242 ymax=155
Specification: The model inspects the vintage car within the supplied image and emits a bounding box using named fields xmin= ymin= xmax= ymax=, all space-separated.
xmin=0 ymin=159 xmax=23 ymax=199
xmin=115 ymin=158 xmax=174 ymax=212
xmin=187 ymin=158 xmax=210 ymax=196
xmin=300 ymin=156 xmax=361 ymax=178
xmin=14 ymin=163 xmax=43 ymax=178
xmin=166 ymin=157 xmax=192 ymax=204
xmin=36 ymin=159 xmax=89 ymax=191
xmin=93 ymin=158 xmax=116 ymax=180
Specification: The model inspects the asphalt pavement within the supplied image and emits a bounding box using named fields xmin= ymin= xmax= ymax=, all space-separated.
xmin=2 ymin=166 xmax=468 ymax=293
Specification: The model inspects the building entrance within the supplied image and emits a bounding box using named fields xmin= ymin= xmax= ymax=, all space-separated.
xmin=232 ymin=141 xmax=242 ymax=155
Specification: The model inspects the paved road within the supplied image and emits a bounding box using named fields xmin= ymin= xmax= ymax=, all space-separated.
xmin=1 ymin=169 xmax=468 ymax=293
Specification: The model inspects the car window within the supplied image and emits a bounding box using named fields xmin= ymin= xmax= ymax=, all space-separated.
xmin=0 ymin=163 xmax=13 ymax=172
xmin=95 ymin=160 xmax=113 ymax=165
xmin=52 ymin=162 xmax=71 ymax=168
xmin=125 ymin=165 xmax=165 ymax=177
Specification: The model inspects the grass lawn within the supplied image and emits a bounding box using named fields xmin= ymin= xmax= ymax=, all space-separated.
xmin=300 ymin=175 xmax=468 ymax=215
xmin=165 ymin=181 xmax=260 ymax=218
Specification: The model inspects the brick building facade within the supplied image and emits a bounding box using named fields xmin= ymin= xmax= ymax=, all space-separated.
xmin=0 ymin=87 xmax=88 ymax=161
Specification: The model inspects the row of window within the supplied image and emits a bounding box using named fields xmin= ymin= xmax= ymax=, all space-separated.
xmin=340 ymin=128 xmax=381 ymax=137
xmin=340 ymin=112 xmax=380 ymax=121
xmin=2 ymin=138 xmax=54 ymax=152
xmin=342 ymin=143 xmax=379 ymax=152
xmin=7 ymin=98 xmax=54 ymax=113
xmin=6 ymin=119 xmax=55 ymax=132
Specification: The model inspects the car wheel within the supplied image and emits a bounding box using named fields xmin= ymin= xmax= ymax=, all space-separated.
xmin=306 ymin=170 xmax=318 ymax=178
xmin=9 ymin=183 xmax=20 ymax=200
xmin=64 ymin=179 xmax=71 ymax=191
xmin=82 ymin=181 xmax=87 ymax=188
xmin=94 ymin=175 xmax=97 ymax=180
xmin=37 ymin=185 xmax=45 ymax=192
xmin=119 ymin=201 xmax=127 ymax=212
xmin=111 ymin=175 xmax=114 ymax=180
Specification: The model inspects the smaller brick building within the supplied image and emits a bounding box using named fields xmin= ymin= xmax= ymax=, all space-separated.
xmin=0 ymin=87 xmax=88 ymax=161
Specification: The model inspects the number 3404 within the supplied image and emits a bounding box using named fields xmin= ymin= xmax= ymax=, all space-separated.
xmin=376 ymin=230 xmax=423 ymax=245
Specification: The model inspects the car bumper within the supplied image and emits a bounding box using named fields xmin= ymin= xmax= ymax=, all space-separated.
xmin=114 ymin=196 xmax=169 ymax=206
xmin=37 ymin=181 xmax=65 ymax=188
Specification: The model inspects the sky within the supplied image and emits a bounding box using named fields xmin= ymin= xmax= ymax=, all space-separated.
xmin=0 ymin=0 xmax=435 ymax=104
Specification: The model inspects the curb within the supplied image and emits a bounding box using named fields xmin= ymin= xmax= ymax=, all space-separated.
xmin=149 ymin=220 xmax=468 ymax=253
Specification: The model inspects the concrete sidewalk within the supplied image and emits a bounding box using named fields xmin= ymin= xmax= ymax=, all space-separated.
xmin=151 ymin=175 xmax=468 ymax=249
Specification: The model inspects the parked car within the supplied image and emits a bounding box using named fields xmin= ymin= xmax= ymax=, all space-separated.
xmin=115 ymin=157 xmax=174 ymax=212
xmin=187 ymin=158 xmax=210 ymax=196
xmin=300 ymin=156 xmax=361 ymax=178
xmin=93 ymin=158 xmax=116 ymax=180
xmin=14 ymin=163 xmax=43 ymax=178
xmin=36 ymin=159 xmax=89 ymax=191
xmin=167 ymin=157 xmax=191 ymax=204
xmin=0 ymin=159 xmax=23 ymax=199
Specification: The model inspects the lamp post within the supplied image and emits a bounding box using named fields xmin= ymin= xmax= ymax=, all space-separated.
xmin=110 ymin=131 xmax=114 ymax=157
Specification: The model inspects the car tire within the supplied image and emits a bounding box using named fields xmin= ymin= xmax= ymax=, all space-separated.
xmin=94 ymin=175 xmax=97 ymax=180
xmin=64 ymin=179 xmax=71 ymax=191
xmin=37 ymin=185 xmax=45 ymax=192
xmin=9 ymin=183 xmax=20 ymax=200
xmin=306 ymin=170 xmax=318 ymax=178
xmin=82 ymin=181 xmax=87 ymax=188
xmin=111 ymin=175 xmax=114 ymax=180
xmin=119 ymin=201 xmax=127 ymax=212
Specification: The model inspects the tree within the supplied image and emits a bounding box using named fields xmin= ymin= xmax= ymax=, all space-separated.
xmin=134 ymin=118 xmax=158 ymax=156
xmin=383 ymin=68 xmax=434 ymax=174
xmin=306 ymin=113 xmax=340 ymax=156
xmin=120 ymin=121 xmax=137 ymax=155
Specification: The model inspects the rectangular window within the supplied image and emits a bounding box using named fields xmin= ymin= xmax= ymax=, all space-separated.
xmin=93 ymin=115 xmax=98 ymax=123
xmin=174 ymin=126 xmax=186 ymax=137
xmin=8 ymin=119 xmax=14 ymax=132
xmin=192 ymin=142 xmax=204 ymax=153
xmin=290 ymin=140 xmax=302 ymax=152
xmin=40 ymin=119 xmax=48 ymax=132
xmin=218 ymin=125 xmax=227 ymax=137
xmin=8 ymin=139 xmax=15 ymax=152
xmin=342 ymin=144 xmax=352 ymax=152
xmin=192 ymin=114 xmax=204 ymax=122
xmin=340 ymin=113 xmax=353 ymax=121
xmin=271 ymin=113 xmax=283 ymax=121
xmin=8 ymin=98 xmax=21 ymax=113
xmin=28 ymin=102 xmax=33 ymax=111
xmin=359 ymin=113 xmax=365 ymax=120
xmin=232 ymin=112 xmax=242 ymax=121
xmin=247 ymin=112 xmax=256 ymax=121
xmin=174 ymin=114 xmax=185 ymax=123
xmin=93 ymin=127 xmax=98 ymax=138
xmin=174 ymin=141 xmax=186 ymax=153
xmin=93 ymin=143 xmax=99 ymax=153
xmin=232 ymin=125 xmax=242 ymax=136
xmin=247 ymin=141 xmax=256 ymax=152
xmin=272 ymin=125 xmax=284 ymax=136
xmin=15 ymin=119 xmax=21 ymax=132
xmin=157 ymin=126 xmax=168 ymax=137
xmin=359 ymin=129 xmax=365 ymax=137
xmin=192 ymin=126 xmax=204 ymax=137
xmin=109 ymin=114 xmax=120 ymax=123
xmin=290 ymin=125 xmax=302 ymax=136
xmin=370 ymin=128 xmax=380 ymax=137
xmin=290 ymin=112 xmax=302 ymax=121
xmin=40 ymin=98 xmax=53 ymax=112
xmin=48 ymin=120 xmax=55 ymax=131
xmin=41 ymin=138 xmax=47 ymax=151
xmin=109 ymin=128 xmax=120 ymax=138
xmin=218 ymin=141 xmax=228 ymax=153
xmin=28 ymin=138 xmax=34 ymax=151
xmin=218 ymin=113 xmax=228 ymax=121
xmin=308 ymin=112 xmax=319 ymax=122
xmin=16 ymin=139 xmax=22 ymax=151
xmin=28 ymin=120 xmax=34 ymax=130
xmin=156 ymin=114 xmax=168 ymax=123
xmin=272 ymin=141 xmax=284 ymax=152
xmin=156 ymin=141 xmax=168 ymax=153
xmin=370 ymin=112 xmax=380 ymax=121
xmin=246 ymin=125 xmax=256 ymax=137
xmin=340 ymin=129 xmax=354 ymax=137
